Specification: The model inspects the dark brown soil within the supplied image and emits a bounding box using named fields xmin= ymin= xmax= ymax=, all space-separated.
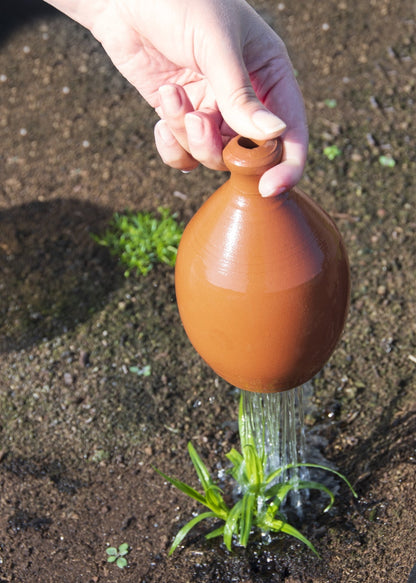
xmin=1 ymin=0 xmax=415 ymax=581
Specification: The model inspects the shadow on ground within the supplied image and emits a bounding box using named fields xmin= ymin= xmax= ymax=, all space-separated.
xmin=0 ymin=198 xmax=123 ymax=351
xmin=0 ymin=0 xmax=58 ymax=47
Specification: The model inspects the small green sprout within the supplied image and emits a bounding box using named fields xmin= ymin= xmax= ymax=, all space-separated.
xmin=323 ymin=145 xmax=342 ymax=160
xmin=93 ymin=207 xmax=183 ymax=276
xmin=156 ymin=395 xmax=357 ymax=556
xmin=129 ymin=364 xmax=152 ymax=377
xmin=324 ymin=98 xmax=337 ymax=108
xmin=378 ymin=155 xmax=396 ymax=168
xmin=106 ymin=543 xmax=129 ymax=569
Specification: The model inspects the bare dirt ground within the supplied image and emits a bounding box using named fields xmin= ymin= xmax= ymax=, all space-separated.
xmin=0 ymin=0 xmax=415 ymax=581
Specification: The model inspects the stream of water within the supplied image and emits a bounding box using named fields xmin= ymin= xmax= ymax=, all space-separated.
xmin=241 ymin=383 xmax=311 ymax=512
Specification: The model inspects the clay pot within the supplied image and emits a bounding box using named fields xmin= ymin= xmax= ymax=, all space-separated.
xmin=175 ymin=136 xmax=350 ymax=393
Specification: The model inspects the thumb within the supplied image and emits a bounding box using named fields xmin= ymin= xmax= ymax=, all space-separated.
xmin=205 ymin=49 xmax=286 ymax=140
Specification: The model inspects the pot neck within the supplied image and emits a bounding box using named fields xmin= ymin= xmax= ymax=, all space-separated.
xmin=223 ymin=136 xmax=283 ymax=194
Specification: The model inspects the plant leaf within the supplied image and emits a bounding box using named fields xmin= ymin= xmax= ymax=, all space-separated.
xmin=118 ymin=543 xmax=129 ymax=555
xmin=287 ymin=463 xmax=357 ymax=498
xmin=116 ymin=557 xmax=128 ymax=569
xmin=169 ymin=512 xmax=216 ymax=556
xmin=205 ymin=485 xmax=228 ymax=516
xmin=187 ymin=442 xmax=213 ymax=493
xmin=265 ymin=462 xmax=357 ymax=498
xmin=239 ymin=492 xmax=256 ymax=547
xmin=226 ymin=448 xmax=247 ymax=484
xmin=280 ymin=522 xmax=320 ymax=557
xmin=226 ymin=448 xmax=244 ymax=469
xmin=205 ymin=525 xmax=225 ymax=540
xmin=265 ymin=466 xmax=284 ymax=485
xmin=106 ymin=547 xmax=118 ymax=556
xmin=107 ymin=556 xmax=117 ymax=563
xmin=263 ymin=517 xmax=319 ymax=557
xmin=242 ymin=444 xmax=264 ymax=487
xmin=154 ymin=467 xmax=207 ymax=507
xmin=297 ymin=480 xmax=335 ymax=512
xmin=265 ymin=481 xmax=294 ymax=505
xmin=224 ymin=500 xmax=243 ymax=552
xmin=238 ymin=394 xmax=254 ymax=451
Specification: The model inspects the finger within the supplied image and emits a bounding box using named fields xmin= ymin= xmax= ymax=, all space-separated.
xmin=158 ymin=84 xmax=194 ymax=151
xmin=204 ymin=38 xmax=287 ymax=141
xmin=185 ymin=112 xmax=227 ymax=171
xmin=258 ymin=126 xmax=308 ymax=197
xmin=154 ymin=120 xmax=199 ymax=171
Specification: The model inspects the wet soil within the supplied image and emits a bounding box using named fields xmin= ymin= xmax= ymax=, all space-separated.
xmin=0 ymin=0 xmax=415 ymax=581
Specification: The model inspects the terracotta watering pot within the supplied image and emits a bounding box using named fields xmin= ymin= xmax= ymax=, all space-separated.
xmin=175 ymin=136 xmax=350 ymax=393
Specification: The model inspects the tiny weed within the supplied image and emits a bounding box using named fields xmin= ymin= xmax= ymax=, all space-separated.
xmin=324 ymin=98 xmax=337 ymax=108
xmin=156 ymin=395 xmax=357 ymax=555
xmin=323 ymin=145 xmax=342 ymax=160
xmin=378 ymin=155 xmax=396 ymax=168
xmin=106 ymin=543 xmax=129 ymax=569
xmin=129 ymin=364 xmax=152 ymax=377
xmin=93 ymin=207 xmax=183 ymax=276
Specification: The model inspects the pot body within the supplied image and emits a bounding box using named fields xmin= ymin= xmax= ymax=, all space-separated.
xmin=175 ymin=138 xmax=350 ymax=392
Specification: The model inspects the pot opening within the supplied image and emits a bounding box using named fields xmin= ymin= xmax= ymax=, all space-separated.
xmin=238 ymin=137 xmax=259 ymax=149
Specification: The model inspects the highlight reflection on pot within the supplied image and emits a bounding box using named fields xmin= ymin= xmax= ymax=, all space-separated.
xmin=175 ymin=135 xmax=350 ymax=393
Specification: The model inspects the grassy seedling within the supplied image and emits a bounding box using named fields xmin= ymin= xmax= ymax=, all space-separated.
xmin=93 ymin=207 xmax=183 ymax=276
xmin=323 ymin=145 xmax=342 ymax=160
xmin=106 ymin=543 xmax=129 ymax=568
xmin=156 ymin=395 xmax=357 ymax=556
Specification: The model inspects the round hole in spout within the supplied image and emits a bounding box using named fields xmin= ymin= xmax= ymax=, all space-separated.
xmin=238 ymin=137 xmax=259 ymax=149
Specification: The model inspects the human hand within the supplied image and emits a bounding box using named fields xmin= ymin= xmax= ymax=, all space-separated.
xmin=45 ymin=0 xmax=308 ymax=196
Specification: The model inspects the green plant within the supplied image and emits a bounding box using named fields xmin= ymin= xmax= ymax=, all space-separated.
xmin=156 ymin=395 xmax=357 ymax=556
xmin=129 ymin=364 xmax=152 ymax=377
xmin=323 ymin=145 xmax=342 ymax=160
xmin=106 ymin=543 xmax=129 ymax=568
xmin=324 ymin=98 xmax=337 ymax=108
xmin=93 ymin=207 xmax=183 ymax=276
xmin=378 ymin=155 xmax=396 ymax=168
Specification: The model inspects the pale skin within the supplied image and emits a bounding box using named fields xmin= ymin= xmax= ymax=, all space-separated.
xmin=44 ymin=0 xmax=308 ymax=197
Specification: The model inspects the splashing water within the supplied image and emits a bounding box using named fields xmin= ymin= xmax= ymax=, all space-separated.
xmin=241 ymin=383 xmax=311 ymax=513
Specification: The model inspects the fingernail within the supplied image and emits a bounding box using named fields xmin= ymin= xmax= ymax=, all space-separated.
xmin=252 ymin=110 xmax=286 ymax=137
xmin=159 ymin=85 xmax=182 ymax=116
xmin=260 ymin=184 xmax=288 ymax=198
xmin=156 ymin=120 xmax=176 ymax=146
xmin=185 ymin=113 xmax=204 ymax=142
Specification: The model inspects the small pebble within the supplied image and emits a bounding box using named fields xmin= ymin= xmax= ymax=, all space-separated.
xmin=63 ymin=372 xmax=73 ymax=385
xmin=322 ymin=22 xmax=330 ymax=31
xmin=82 ymin=140 xmax=90 ymax=148
xmin=23 ymin=45 xmax=31 ymax=54
xmin=0 ymin=74 xmax=7 ymax=82
xmin=79 ymin=350 xmax=90 ymax=367
xmin=62 ymin=86 xmax=70 ymax=94
xmin=19 ymin=128 xmax=27 ymax=136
